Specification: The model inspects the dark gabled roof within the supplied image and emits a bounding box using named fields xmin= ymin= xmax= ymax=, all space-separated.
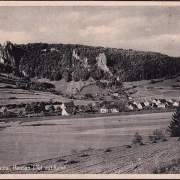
xmin=101 ymin=104 xmax=118 ymax=110
xmin=128 ymin=102 xmax=134 ymax=105
xmin=127 ymin=102 xmax=137 ymax=108
xmin=65 ymin=108 xmax=74 ymax=114
xmin=140 ymin=102 xmax=145 ymax=107
xmin=166 ymin=102 xmax=173 ymax=106
xmin=108 ymin=104 xmax=119 ymax=109
xmin=100 ymin=104 xmax=109 ymax=109
xmin=159 ymin=99 xmax=166 ymax=103
xmin=132 ymin=104 xmax=137 ymax=108
xmin=64 ymin=101 xmax=75 ymax=108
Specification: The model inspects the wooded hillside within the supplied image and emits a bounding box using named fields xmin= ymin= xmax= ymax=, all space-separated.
xmin=1 ymin=42 xmax=180 ymax=82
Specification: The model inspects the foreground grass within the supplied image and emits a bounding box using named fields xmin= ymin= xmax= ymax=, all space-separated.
xmin=1 ymin=137 xmax=180 ymax=174
xmin=153 ymin=158 xmax=180 ymax=174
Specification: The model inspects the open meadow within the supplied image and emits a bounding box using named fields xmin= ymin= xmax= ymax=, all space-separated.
xmin=0 ymin=87 xmax=95 ymax=106
xmin=0 ymin=112 xmax=174 ymax=173
xmin=124 ymin=77 xmax=180 ymax=101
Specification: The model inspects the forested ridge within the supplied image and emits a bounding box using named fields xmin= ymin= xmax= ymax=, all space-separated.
xmin=1 ymin=41 xmax=180 ymax=82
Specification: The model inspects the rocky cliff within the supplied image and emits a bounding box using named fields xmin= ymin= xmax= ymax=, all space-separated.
xmin=0 ymin=41 xmax=24 ymax=70
xmin=96 ymin=53 xmax=112 ymax=76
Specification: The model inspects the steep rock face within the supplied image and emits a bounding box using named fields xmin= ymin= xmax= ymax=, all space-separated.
xmin=1 ymin=41 xmax=16 ymax=66
xmin=0 ymin=41 xmax=24 ymax=70
xmin=96 ymin=53 xmax=112 ymax=76
xmin=72 ymin=49 xmax=80 ymax=60
xmin=72 ymin=49 xmax=89 ymax=68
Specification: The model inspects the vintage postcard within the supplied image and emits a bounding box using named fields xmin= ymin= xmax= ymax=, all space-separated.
xmin=0 ymin=1 xmax=180 ymax=179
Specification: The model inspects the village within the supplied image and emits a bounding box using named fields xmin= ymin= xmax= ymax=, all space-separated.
xmin=0 ymin=97 xmax=179 ymax=119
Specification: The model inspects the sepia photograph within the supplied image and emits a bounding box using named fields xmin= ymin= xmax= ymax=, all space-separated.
xmin=0 ymin=1 xmax=180 ymax=178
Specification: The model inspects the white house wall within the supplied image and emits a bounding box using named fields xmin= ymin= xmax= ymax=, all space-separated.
xmin=62 ymin=109 xmax=69 ymax=116
xmin=100 ymin=109 xmax=108 ymax=114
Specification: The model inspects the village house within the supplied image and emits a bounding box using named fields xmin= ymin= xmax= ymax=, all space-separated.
xmin=61 ymin=101 xmax=76 ymax=116
xmin=165 ymin=101 xmax=173 ymax=108
xmin=130 ymin=99 xmax=146 ymax=110
xmin=144 ymin=99 xmax=151 ymax=107
xmin=166 ymin=99 xmax=179 ymax=107
xmin=126 ymin=102 xmax=137 ymax=111
xmin=173 ymin=101 xmax=179 ymax=107
xmin=151 ymin=102 xmax=158 ymax=108
xmin=150 ymin=98 xmax=158 ymax=105
xmin=167 ymin=99 xmax=175 ymax=103
xmin=155 ymin=99 xmax=161 ymax=105
xmin=127 ymin=104 xmax=134 ymax=111
xmin=108 ymin=105 xmax=119 ymax=113
xmin=157 ymin=102 xmax=166 ymax=108
xmin=100 ymin=104 xmax=119 ymax=114
xmin=100 ymin=104 xmax=109 ymax=114
xmin=150 ymin=98 xmax=165 ymax=107
xmin=132 ymin=100 xmax=138 ymax=106
xmin=157 ymin=99 xmax=167 ymax=108
xmin=137 ymin=102 xmax=145 ymax=110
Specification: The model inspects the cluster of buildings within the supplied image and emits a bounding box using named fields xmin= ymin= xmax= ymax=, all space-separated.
xmin=0 ymin=98 xmax=179 ymax=117
xmin=59 ymin=98 xmax=180 ymax=115
xmin=99 ymin=98 xmax=180 ymax=114
xmin=126 ymin=98 xmax=180 ymax=111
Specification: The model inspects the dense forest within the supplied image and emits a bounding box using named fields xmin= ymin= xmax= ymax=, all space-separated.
xmin=1 ymin=41 xmax=180 ymax=82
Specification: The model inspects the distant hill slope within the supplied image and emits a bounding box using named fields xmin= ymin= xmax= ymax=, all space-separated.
xmin=1 ymin=41 xmax=180 ymax=82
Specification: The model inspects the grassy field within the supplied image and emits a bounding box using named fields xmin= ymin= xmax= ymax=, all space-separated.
xmin=1 ymin=78 xmax=180 ymax=107
xmin=0 ymin=86 xmax=95 ymax=106
xmin=0 ymin=112 xmax=173 ymax=170
xmin=1 ymin=73 xmax=180 ymax=107
xmin=124 ymin=77 xmax=180 ymax=101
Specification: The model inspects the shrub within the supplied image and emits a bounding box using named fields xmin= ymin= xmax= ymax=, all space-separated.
xmin=9 ymin=97 xmax=17 ymax=99
xmin=149 ymin=129 xmax=165 ymax=143
xmin=25 ymin=104 xmax=31 ymax=114
xmin=56 ymin=158 xmax=66 ymax=163
xmin=104 ymin=147 xmax=112 ymax=152
xmin=18 ymin=110 xmax=24 ymax=117
xmin=150 ymin=79 xmax=155 ymax=84
xmin=126 ymin=145 xmax=132 ymax=148
xmin=132 ymin=132 xmax=143 ymax=145
xmin=65 ymin=160 xmax=79 ymax=165
xmin=168 ymin=108 xmax=180 ymax=137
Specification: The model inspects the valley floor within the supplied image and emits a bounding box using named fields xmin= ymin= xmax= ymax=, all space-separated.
xmin=0 ymin=112 xmax=179 ymax=174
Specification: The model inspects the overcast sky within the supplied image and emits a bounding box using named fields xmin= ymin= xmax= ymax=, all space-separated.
xmin=0 ymin=6 xmax=180 ymax=57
